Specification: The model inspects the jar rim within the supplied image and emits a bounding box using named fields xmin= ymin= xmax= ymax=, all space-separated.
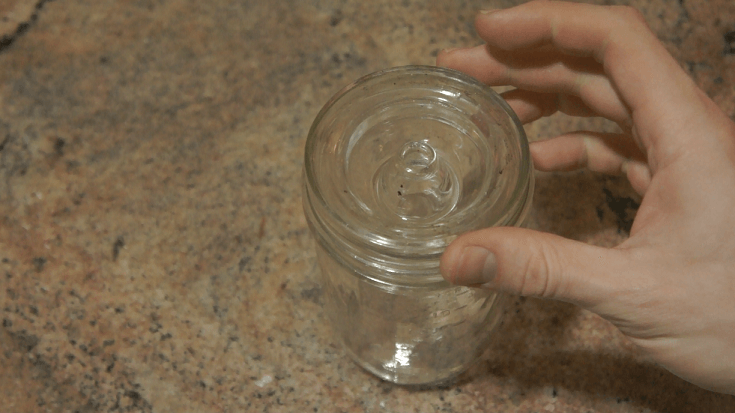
xmin=303 ymin=65 xmax=533 ymax=286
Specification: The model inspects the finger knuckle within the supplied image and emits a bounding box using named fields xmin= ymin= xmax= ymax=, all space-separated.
xmin=611 ymin=5 xmax=648 ymax=28
xmin=518 ymin=239 xmax=562 ymax=299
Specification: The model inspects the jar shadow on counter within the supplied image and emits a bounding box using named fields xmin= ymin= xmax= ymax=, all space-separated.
xmin=462 ymin=297 xmax=735 ymax=413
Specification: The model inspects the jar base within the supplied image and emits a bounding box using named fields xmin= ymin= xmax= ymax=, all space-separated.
xmin=342 ymin=342 xmax=471 ymax=386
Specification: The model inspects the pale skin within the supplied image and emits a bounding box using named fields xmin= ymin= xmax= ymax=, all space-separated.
xmin=437 ymin=1 xmax=735 ymax=395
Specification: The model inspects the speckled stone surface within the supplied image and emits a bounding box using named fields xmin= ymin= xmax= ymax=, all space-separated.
xmin=1 ymin=0 xmax=734 ymax=412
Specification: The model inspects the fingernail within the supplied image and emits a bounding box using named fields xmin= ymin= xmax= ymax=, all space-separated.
xmin=453 ymin=246 xmax=497 ymax=285
xmin=479 ymin=8 xmax=499 ymax=15
xmin=440 ymin=47 xmax=460 ymax=55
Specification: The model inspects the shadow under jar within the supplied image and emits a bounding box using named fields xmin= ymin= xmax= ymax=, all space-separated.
xmin=303 ymin=66 xmax=534 ymax=385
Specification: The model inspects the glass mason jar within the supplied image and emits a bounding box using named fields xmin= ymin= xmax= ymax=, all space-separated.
xmin=303 ymin=66 xmax=533 ymax=385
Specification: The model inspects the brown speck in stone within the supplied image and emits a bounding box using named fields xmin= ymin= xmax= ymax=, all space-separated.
xmin=397 ymin=190 xmax=402 ymax=196
xmin=112 ymin=236 xmax=125 ymax=261
xmin=595 ymin=205 xmax=605 ymax=221
xmin=65 ymin=160 xmax=80 ymax=171
xmin=300 ymin=286 xmax=322 ymax=304
xmin=124 ymin=390 xmax=141 ymax=401
xmin=32 ymin=257 xmax=46 ymax=272
xmin=53 ymin=137 xmax=65 ymax=156
xmin=725 ymin=31 xmax=735 ymax=55
xmin=239 ymin=256 xmax=251 ymax=271
xmin=603 ymin=187 xmax=639 ymax=234
xmin=72 ymin=192 xmax=85 ymax=205
xmin=2 ymin=319 xmax=11 ymax=328
xmin=12 ymin=331 xmax=40 ymax=352
xmin=329 ymin=10 xmax=342 ymax=26
xmin=259 ymin=216 xmax=266 ymax=239
xmin=99 ymin=56 xmax=109 ymax=64
xmin=103 ymin=339 xmax=115 ymax=347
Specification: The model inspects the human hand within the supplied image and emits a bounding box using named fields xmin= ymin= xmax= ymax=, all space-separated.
xmin=437 ymin=0 xmax=735 ymax=394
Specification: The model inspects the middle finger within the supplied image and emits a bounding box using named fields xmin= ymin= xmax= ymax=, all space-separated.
xmin=437 ymin=44 xmax=631 ymax=127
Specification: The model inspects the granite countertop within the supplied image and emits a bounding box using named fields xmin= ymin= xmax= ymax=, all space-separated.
xmin=1 ymin=0 xmax=734 ymax=412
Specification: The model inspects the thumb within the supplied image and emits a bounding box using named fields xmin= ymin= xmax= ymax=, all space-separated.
xmin=440 ymin=227 xmax=627 ymax=308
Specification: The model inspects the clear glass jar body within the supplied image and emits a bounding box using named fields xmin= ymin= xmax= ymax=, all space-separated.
xmin=315 ymin=242 xmax=507 ymax=384
xmin=303 ymin=66 xmax=533 ymax=385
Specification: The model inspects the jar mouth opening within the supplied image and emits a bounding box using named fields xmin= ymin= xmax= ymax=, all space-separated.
xmin=304 ymin=65 xmax=533 ymax=285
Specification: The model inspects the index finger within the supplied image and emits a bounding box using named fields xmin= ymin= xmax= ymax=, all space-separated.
xmin=475 ymin=1 xmax=702 ymax=163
